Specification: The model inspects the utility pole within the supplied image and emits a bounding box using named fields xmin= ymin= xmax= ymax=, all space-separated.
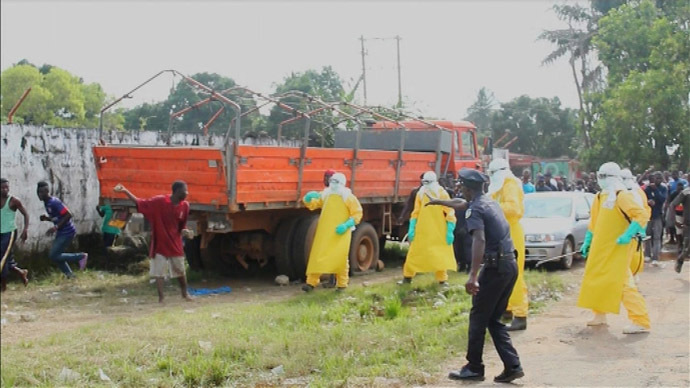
xmin=395 ymin=35 xmax=402 ymax=108
xmin=359 ymin=35 xmax=368 ymax=105
xmin=358 ymin=35 xmax=403 ymax=107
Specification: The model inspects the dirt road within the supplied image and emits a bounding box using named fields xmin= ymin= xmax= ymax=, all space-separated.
xmin=0 ymin=268 xmax=402 ymax=345
xmin=437 ymin=258 xmax=690 ymax=387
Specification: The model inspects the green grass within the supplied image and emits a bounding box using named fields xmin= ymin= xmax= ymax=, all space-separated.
xmin=1 ymin=266 xmax=565 ymax=387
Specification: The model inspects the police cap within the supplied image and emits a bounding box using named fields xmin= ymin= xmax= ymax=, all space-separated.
xmin=458 ymin=168 xmax=488 ymax=187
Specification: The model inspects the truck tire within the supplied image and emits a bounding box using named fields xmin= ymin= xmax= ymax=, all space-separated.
xmin=349 ymin=222 xmax=379 ymax=272
xmin=199 ymin=235 xmax=222 ymax=273
xmin=291 ymin=215 xmax=319 ymax=281
xmin=274 ymin=218 xmax=300 ymax=280
xmin=184 ymin=235 xmax=203 ymax=271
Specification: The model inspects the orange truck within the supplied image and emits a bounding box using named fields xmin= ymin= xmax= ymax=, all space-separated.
xmin=94 ymin=71 xmax=482 ymax=279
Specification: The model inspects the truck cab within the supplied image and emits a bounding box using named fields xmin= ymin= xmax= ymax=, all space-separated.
xmin=369 ymin=120 xmax=482 ymax=176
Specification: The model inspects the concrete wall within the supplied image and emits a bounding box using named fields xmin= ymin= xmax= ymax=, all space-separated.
xmin=1 ymin=124 xmax=298 ymax=252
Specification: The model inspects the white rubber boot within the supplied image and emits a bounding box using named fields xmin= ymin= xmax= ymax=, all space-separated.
xmin=587 ymin=313 xmax=607 ymax=326
xmin=623 ymin=324 xmax=649 ymax=334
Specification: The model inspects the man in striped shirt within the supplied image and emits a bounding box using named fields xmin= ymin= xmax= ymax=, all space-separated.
xmin=37 ymin=181 xmax=87 ymax=278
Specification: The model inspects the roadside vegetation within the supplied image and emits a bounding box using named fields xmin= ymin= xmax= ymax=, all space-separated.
xmin=1 ymin=258 xmax=565 ymax=387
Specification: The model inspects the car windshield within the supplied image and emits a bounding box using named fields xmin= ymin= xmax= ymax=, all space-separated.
xmin=524 ymin=197 xmax=572 ymax=218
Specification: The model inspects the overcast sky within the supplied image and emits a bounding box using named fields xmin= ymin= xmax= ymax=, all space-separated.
xmin=1 ymin=1 xmax=582 ymax=120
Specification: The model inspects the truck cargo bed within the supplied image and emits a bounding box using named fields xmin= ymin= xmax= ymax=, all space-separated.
xmin=94 ymin=144 xmax=441 ymax=212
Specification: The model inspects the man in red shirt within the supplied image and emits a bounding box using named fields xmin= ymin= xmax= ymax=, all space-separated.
xmin=115 ymin=181 xmax=193 ymax=303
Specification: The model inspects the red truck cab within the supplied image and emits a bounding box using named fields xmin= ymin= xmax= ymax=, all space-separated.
xmin=370 ymin=120 xmax=482 ymax=176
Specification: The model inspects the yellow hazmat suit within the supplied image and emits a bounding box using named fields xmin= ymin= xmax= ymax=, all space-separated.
xmin=403 ymin=189 xmax=457 ymax=281
xmin=304 ymin=191 xmax=363 ymax=288
xmin=492 ymin=178 xmax=528 ymax=318
xmin=628 ymin=187 xmax=650 ymax=275
xmin=577 ymin=191 xmax=650 ymax=328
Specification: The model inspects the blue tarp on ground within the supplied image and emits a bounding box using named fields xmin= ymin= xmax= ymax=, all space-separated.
xmin=188 ymin=286 xmax=232 ymax=296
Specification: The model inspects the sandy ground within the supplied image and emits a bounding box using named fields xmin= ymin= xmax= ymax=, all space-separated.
xmin=435 ymin=253 xmax=690 ymax=387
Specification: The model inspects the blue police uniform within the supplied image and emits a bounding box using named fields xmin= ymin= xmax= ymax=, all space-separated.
xmin=451 ymin=168 xmax=522 ymax=381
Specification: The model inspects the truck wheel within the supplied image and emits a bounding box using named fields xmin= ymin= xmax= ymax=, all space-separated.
xmin=184 ymin=235 xmax=203 ymax=271
xmin=199 ymin=235 xmax=221 ymax=273
xmin=349 ymin=222 xmax=379 ymax=272
xmin=274 ymin=218 xmax=300 ymax=279
xmin=291 ymin=215 xmax=319 ymax=281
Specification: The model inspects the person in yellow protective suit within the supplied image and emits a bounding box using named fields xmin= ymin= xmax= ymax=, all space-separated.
xmin=622 ymin=168 xmax=651 ymax=277
xmin=399 ymin=171 xmax=457 ymax=286
xmin=301 ymin=172 xmax=363 ymax=292
xmin=487 ymin=158 xmax=528 ymax=331
xmin=578 ymin=162 xmax=651 ymax=334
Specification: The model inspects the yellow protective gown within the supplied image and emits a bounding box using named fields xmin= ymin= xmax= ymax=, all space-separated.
xmin=492 ymin=178 xmax=528 ymax=318
xmin=304 ymin=192 xmax=363 ymax=288
xmin=403 ymin=188 xmax=457 ymax=281
xmin=577 ymin=191 xmax=650 ymax=327
xmin=628 ymin=187 xmax=651 ymax=275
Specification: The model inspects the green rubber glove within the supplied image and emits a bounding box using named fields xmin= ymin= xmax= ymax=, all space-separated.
xmin=336 ymin=217 xmax=356 ymax=235
xmin=616 ymin=221 xmax=644 ymax=245
xmin=446 ymin=221 xmax=456 ymax=245
xmin=581 ymin=230 xmax=593 ymax=258
xmin=303 ymin=191 xmax=320 ymax=204
xmin=407 ymin=219 xmax=417 ymax=242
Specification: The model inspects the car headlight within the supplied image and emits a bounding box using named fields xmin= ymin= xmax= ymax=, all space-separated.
xmin=525 ymin=234 xmax=556 ymax=243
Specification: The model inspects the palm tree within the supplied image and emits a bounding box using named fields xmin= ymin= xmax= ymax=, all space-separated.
xmin=539 ymin=3 xmax=604 ymax=149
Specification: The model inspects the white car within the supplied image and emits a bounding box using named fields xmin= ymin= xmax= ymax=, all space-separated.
xmin=520 ymin=191 xmax=594 ymax=269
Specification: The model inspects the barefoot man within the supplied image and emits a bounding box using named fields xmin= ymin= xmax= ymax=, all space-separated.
xmin=115 ymin=181 xmax=194 ymax=303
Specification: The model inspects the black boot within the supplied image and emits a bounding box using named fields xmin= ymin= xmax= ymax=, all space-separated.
xmin=676 ymin=257 xmax=684 ymax=273
xmin=506 ymin=317 xmax=527 ymax=331
xmin=397 ymin=277 xmax=412 ymax=285
xmin=449 ymin=365 xmax=485 ymax=381
xmin=301 ymin=284 xmax=314 ymax=293
xmin=494 ymin=366 xmax=524 ymax=383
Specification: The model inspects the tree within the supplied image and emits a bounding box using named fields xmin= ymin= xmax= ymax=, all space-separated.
xmin=1 ymin=62 xmax=123 ymax=128
xmin=539 ymin=3 xmax=605 ymax=150
xmin=42 ymin=67 xmax=86 ymax=126
xmin=488 ymin=95 xmax=579 ymax=159
xmin=586 ymin=0 xmax=690 ymax=170
xmin=123 ymin=72 xmax=259 ymax=136
xmin=464 ymin=87 xmax=495 ymax=142
xmin=266 ymin=66 xmax=347 ymax=145
xmin=0 ymin=64 xmax=52 ymax=124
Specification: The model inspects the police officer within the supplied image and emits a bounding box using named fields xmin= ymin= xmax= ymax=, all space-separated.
xmin=427 ymin=168 xmax=524 ymax=383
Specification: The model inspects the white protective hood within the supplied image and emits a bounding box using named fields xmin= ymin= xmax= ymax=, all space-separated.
xmin=487 ymin=158 xmax=521 ymax=196
xmin=321 ymin=172 xmax=352 ymax=201
xmin=417 ymin=171 xmax=443 ymax=199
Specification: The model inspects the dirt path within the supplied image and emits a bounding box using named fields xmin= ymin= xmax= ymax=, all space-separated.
xmin=435 ymin=257 xmax=690 ymax=387
xmin=0 ymin=268 xmax=401 ymax=345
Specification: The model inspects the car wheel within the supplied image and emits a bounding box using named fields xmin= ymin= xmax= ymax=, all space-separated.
xmin=560 ymin=238 xmax=574 ymax=270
